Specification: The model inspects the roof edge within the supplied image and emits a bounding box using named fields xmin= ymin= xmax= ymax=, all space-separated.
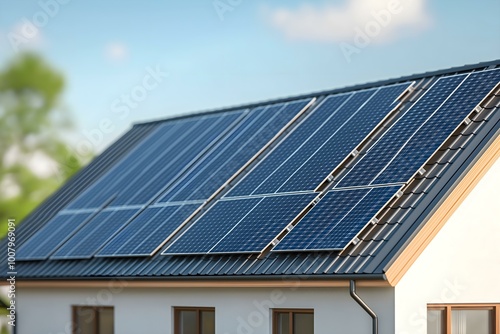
xmin=133 ymin=59 xmax=500 ymax=127
xmin=8 ymin=275 xmax=389 ymax=289
xmin=384 ymin=122 xmax=500 ymax=286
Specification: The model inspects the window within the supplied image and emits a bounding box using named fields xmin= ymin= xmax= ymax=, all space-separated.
xmin=174 ymin=307 xmax=215 ymax=334
xmin=73 ymin=306 xmax=114 ymax=334
xmin=273 ymin=309 xmax=314 ymax=334
xmin=428 ymin=304 xmax=500 ymax=334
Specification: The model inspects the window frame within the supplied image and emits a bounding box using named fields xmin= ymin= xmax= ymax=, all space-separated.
xmin=72 ymin=305 xmax=114 ymax=334
xmin=272 ymin=308 xmax=314 ymax=334
xmin=428 ymin=303 xmax=500 ymax=334
xmin=173 ymin=306 xmax=215 ymax=334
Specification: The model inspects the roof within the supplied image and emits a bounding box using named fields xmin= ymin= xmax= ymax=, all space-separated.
xmin=3 ymin=60 xmax=500 ymax=284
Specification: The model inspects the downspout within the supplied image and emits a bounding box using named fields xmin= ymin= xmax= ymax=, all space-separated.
xmin=349 ymin=280 xmax=378 ymax=334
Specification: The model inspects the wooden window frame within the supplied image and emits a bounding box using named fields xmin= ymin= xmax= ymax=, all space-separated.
xmin=272 ymin=308 xmax=314 ymax=334
xmin=72 ymin=305 xmax=114 ymax=334
xmin=428 ymin=303 xmax=500 ymax=334
xmin=173 ymin=307 xmax=215 ymax=334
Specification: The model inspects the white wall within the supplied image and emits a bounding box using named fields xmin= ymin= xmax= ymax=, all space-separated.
xmin=17 ymin=285 xmax=394 ymax=334
xmin=395 ymin=157 xmax=500 ymax=334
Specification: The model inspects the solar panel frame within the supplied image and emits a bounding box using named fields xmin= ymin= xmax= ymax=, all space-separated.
xmin=17 ymin=211 xmax=96 ymax=261
xmin=225 ymin=82 xmax=413 ymax=198
xmin=94 ymin=99 xmax=316 ymax=258
xmin=65 ymin=119 xmax=191 ymax=210
xmin=95 ymin=203 xmax=201 ymax=257
xmin=371 ymin=68 xmax=500 ymax=185
xmin=145 ymin=99 xmax=317 ymax=255
xmin=271 ymin=185 xmax=402 ymax=252
xmin=276 ymin=83 xmax=412 ymax=193
xmin=335 ymin=68 xmax=500 ymax=189
xmin=112 ymin=111 xmax=248 ymax=206
xmin=158 ymin=99 xmax=313 ymax=203
xmin=66 ymin=110 xmax=247 ymax=210
xmin=162 ymin=192 xmax=317 ymax=255
xmin=156 ymin=104 xmax=283 ymax=203
xmin=224 ymin=93 xmax=355 ymax=198
xmin=50 ymin=208 xmax=140 ymax=260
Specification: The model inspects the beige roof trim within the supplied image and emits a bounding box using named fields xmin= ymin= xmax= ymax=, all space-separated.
xmin=385 ymin=133 xmax=500 ymax=286
xmin=13 ymin=279 xmax=390 ymax=289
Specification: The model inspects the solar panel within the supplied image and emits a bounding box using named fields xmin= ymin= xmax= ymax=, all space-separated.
xmin=112 ymin=112 xmax=246 ymax=206
xmin=96 ymin=203 xmax=199 ymax=257
xmin=158 ymin=99 xmax=312 ymax=203
xmin=273 ymin=186 xmax=400 ymax=252
xmin=336 ymin=69 xmax=500 ymax=188
xmin=163 ymin=193 xmax=316 ymax=255
xmin=68 ymin=118 xmax=221 ymax=209
xmin=17 ymin=212 xmax=94 ymax=260
xmin=227 ymin=82 xmax=412 ymax=197
xmin=51 ymin=208 xmax=138 ymax=259
xmin=90 ymin=99 xmax=313 ymax=258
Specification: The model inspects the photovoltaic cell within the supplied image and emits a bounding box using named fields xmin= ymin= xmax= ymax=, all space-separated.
xmin=163 ymin=193 xmax=316 ymax=255
xmin=17 ymin=212 xmax=94 ymax=260
xmin=226 ymin=94 xmax=352 ymax=197
xmin=274 ymin=186 xmax=400 ymax=251
xmin=93 ymin=99 xmax=312 ymax=258
xmin=373 ymin=69 xmax=500 ymax=184
xmin=51 ymin=208 xmax=138 ymax=259
xmin=210 ymin=193 xmax=317 ymax=253
xmin=157 ymin=100 xmax=311 ymax=203
xmin=227 ymin=82 xmax=411 ymax=197
xmin=97 ymin=203 xmax=199 ymax=257
xmin=67 ymin=110 xmax=245 ymax=209
xmin=113 ymin=112 xmax=245 ymax=206
xmin=336 ymin=69 xmax=500 ymax=188
xmin=67 ymin=119 xmax=194 ymax=209
xmin=163 ymin=197 xmax=261 ymax=255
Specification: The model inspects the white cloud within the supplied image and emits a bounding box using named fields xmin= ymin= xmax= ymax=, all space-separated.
xmin=105 ymin=42 xmax=128 ymax=62
xmin=263 ymin=0 xmax=432 ymax=44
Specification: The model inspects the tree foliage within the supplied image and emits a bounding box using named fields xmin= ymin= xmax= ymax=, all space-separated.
xmin=0 ymin=53 xmax=88 ymax=236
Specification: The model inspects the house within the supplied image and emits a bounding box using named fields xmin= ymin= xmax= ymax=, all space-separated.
xmin=2 ymin=60 xmax=500 ymax=334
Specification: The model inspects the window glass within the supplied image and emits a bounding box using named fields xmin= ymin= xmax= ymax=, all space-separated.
xmin=75 ymin=307 xmax=96 ymax=334
xmin=178 ymin=310 xmax=198 ymax=334
xmin=427 ymin=309 xmax=445 ymax=334
xmin=451 ymin=309 xmax=492 ymax=334
xmin=98 ymin=308 xmax=114 ymax=334
xmin=293 ymin=313 xmax=314 ymax=334
xmin=277 ymin=313 xmax=289 ymax=334
xmin=200 ymin=310 xmax=215 ymax=334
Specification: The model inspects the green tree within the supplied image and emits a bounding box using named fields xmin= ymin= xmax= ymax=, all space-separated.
xmin=0 ymin=53 xmax=89 ymax=236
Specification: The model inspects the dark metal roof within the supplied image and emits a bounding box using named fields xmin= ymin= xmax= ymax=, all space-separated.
xmin=2 ymin=60 xmax=499 ymax=281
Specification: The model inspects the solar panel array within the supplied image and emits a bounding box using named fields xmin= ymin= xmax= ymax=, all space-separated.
xmin=274 ymin=186 xmax=400 ymax=251
xmin=17 ymin=68 xmax=500 ymax=261
xmin=18 ymin=99 xmax=313 ymax=260
xmin=165 ymin=193 xmax=317 ymax=255
xmin=336 ymin=70 xmax=500 ymax=188
xmin=227 ymin=83 xmax=411 ymax=197
xmin=273 ymin=69 xmax=500 ymax=252
xmin=163 ymin=82 xmax=413 ymax=255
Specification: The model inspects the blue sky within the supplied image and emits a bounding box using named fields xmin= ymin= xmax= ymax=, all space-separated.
xmin=1 ymin=0 xmax=499 ymax=152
